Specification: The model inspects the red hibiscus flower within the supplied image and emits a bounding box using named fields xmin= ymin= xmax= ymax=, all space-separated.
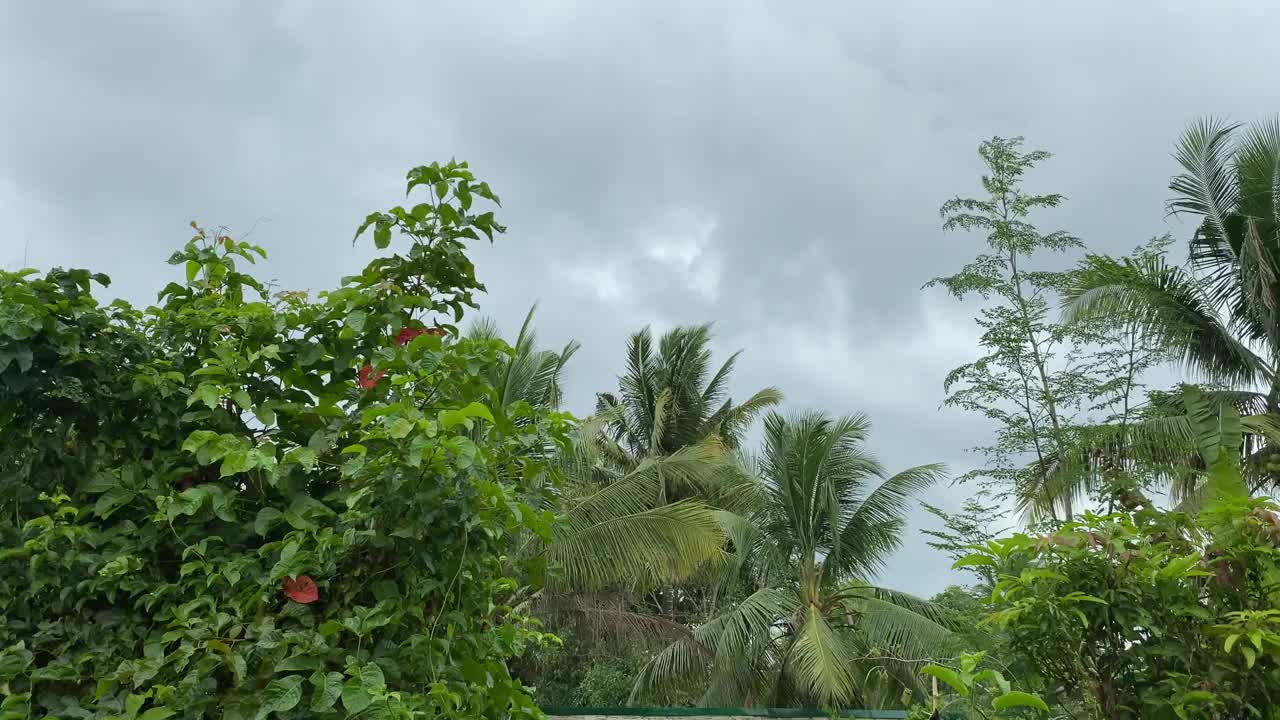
xmin=395 ymin=327 xmax=427 ymax=346
xmin=358 ymin=364 xmax=387 ymax=390
xmin=282 ymin=575 xmax=319 ymax=604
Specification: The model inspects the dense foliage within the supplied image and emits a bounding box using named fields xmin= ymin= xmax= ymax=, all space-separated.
xmin=956 ymin=389 xmax=1280 ymax=719
xmin=0 ymin=163 xmax=571 ymax=719
xmin=8 ymin=114 xmax=1280 ymax=720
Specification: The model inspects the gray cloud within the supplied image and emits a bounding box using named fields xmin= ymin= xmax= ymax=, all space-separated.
xmin=4 ymin=0 xmax=1277 ymax=595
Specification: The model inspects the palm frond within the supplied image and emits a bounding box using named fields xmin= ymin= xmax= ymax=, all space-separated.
xmin=466 ymin=315 xmax=503 ymax=342
xmin=702 ymin=351 xmax=741 ymax=411
xmin=786 ymin=604 xmax=858 ymax=707
xmin=836 ymin=586 xmax=958 ymax=663
xmin=1063 ymin=253 xmax=1268 ymax=385
xmin=534 ymin=593 xmax=697 ymax=646
xmin=631 ymin=587 xmax=798 ymax=704
xmin=827 ymin=463 xmax=947 ymax=582
xmin=544 ymin=500 xmax=725 ymax=591
xmin=707 ymin=386 xmax=785 ymax=449
xmin=1169 ymin=116 xmax=1241 ymax=262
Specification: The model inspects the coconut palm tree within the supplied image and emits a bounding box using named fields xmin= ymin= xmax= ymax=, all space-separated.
xmin=1063 ymin=117 xmax=1280 ymax=494
xmin=473 ymin=310 xmax=734 ymax=641
xmin=467 ymin=304 xmax=579 ymax=410
xmin=596 ymin=324 xmax=783 ymax=461
xmin=632 ymin=411 xmax=952 ymax=709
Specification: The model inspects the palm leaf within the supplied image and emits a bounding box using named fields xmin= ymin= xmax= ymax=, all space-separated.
xmin=827 ymin=463 xmax=947 ymax=582
xmin=1170 ymin=116 xmax=1241 ymax=264
xmin=631 ymin=587 xmax=798 ymax=704
xmin=1063 ymin=253 xmax=1268 ymax=385
xmin=786 ymin=604 xmax=858 ymax=707
xmin=544 ymin=500 xmax=725 ymax=591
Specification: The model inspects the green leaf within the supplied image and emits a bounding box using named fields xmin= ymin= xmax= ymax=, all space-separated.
xmin=220 ymin=450 xmax=253 ymax=478
xmin=1242 ymin=645 xmax=1257 ymax=668
xmin=973 ymin=669 xmax=1011 ymax=695
xmin=82 ymin=471 xmax=117 ymax=493
xmin=94 ymin=486 xmax=135 ymax=519
xmin=992 ymin=691 xmax=1049 ymax=712
xmin=285 ymin=447 xmax=318 ymax=470
xmin=952 ymin=553 xmax=996 ymax=569
xmin=388 ymin=417 xmax=414 ymax=439
xmin=1225 ymin=633 xmax=1240 ymax=653
xmin=256 ymin=675 xmax=304 ymax=719
xmin=188 ymin=383 xmax=222 ymax=410
xmin=355 ymin=661 xmax=386 ymax=691
xmin=459 ymin=401 xmax=494 ymax=422
xmin=341 ymin=677 xmax=373 ymax=714
xmin=185 ymin=260 xmax=201 ymax=283
xmin=309 ymin=671 xmax=343 ymax=711
xmin=254 ymin=404 xmax=277 ymax=426
xmin=276 ymin=656 xmax=321 ymax=672
xmin=1019 ymin=569 xmax=1068 ymax=582
xmin=255 ymin=508 xmax=282 ymax=536
xmin=1062 ymin=591 xmax=1107 ymax=604
xmin=921 ymin=664 xmax=969 ymax=697
xmin=182 ymin=430 xmax=219 ymax=454
xmin=126 ymin=694 xmax=146 ymax=718
xmin=0 ymin=349 xmax=33 ymax=373
xmin=140 ymin=709 xmax=176 ymax=720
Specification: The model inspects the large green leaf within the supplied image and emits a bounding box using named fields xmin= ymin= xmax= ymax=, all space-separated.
xmin=992 ymin=690 xmax=1049 ymax=712
xmin=255 ymin=675 xmax=303 ymax=719
xmin=920 ymin=664 xmax=968 ymax=696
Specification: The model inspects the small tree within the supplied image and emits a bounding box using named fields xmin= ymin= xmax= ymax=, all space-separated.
xmin=931 ymin=138 xmax=1170 ymax=521
xmin=928 ymin=137 xmax=1088 ymax=520
xmin=0 ymin=162 xmax=571 ymax=719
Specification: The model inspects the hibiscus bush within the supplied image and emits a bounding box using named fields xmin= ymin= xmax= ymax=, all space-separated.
xmin=0 ymin=161 xmax=571 ymax=719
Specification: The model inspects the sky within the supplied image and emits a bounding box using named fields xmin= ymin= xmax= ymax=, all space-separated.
xmin=3 ymin=0 xmax=1278 ymax=596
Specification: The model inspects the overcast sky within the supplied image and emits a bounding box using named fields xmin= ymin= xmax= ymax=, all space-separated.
xmin=4 ymin=1 xmax=1278 ymax=596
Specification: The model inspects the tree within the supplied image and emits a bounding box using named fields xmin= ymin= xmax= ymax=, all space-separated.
xmin=0 ymin=162 xmax=569 ymax=719
xmin=465 ymin=313 xmax=734 ymax=707
xmin=596 ymin=324 xmax=782 ymax=467
xmin=928 ymin=137 xmax=1094 ymax=521
xmin=932 ymin=138 xmax=1171 ymax=521
xmin=1064 ymin=117 xmax=1280 ymax=495
xmin=571 ymin=324 xmax=779 ymax=629
xmin=633 ymin=411 xmax=951 ymax=709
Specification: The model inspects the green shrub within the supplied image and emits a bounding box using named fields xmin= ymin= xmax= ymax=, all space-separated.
xmin=0 ymin=162 xmax=570 ymax=719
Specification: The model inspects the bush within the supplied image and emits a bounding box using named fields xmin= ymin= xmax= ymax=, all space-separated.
xmin=0 ymin=162 xmax=570 ymax=719
xmin=962 ymin=390 xmax=1280 ymax=719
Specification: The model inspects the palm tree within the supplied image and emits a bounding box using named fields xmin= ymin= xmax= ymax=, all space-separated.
xmin=632 ymin=411 xmax=952 ymax=709
xmin=467 ymin=304 xmax=579 ymax=410
xmin=1062 ymin=117 xmax=1280 ymax=495
xmin=472 ymin=311 xmax=733 ymax=648
xmin=596 ymin=324 xmax=783 ymax=463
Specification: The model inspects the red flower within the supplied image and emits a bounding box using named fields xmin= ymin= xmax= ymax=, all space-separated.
xmin=358 ymin=364 xmax=387 ymax=390
xmin=395 ymin=327 xmax=427 ymax=346
xmin=282 ymin=575 xmax=319 ymax=604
